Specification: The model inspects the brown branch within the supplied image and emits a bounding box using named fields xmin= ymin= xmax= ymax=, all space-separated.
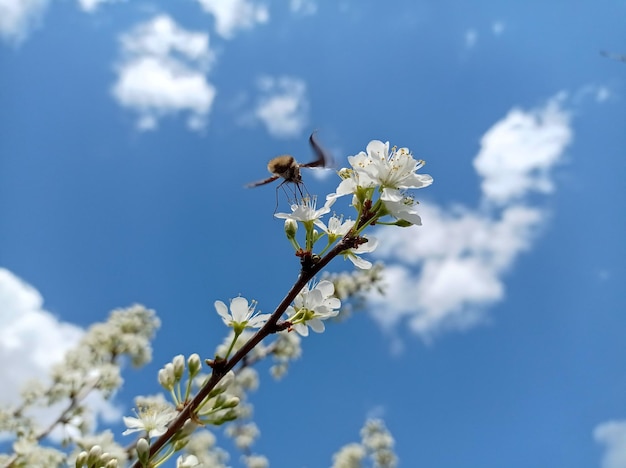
xmin=129 ymin=235 xmax=354 ymax=467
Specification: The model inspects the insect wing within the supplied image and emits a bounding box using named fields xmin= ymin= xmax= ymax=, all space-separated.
xmin=300 ymin=132 xmax=331 ymax=169
xmin=245 ymin=175 xmax=280 ymax=188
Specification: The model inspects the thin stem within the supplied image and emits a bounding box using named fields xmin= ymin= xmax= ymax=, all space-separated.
xmin=222 ymin=330 xmax=241 ymax=360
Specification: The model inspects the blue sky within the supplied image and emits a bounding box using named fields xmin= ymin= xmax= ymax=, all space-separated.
xmin=1 ymin=0 xmax=625 ymax=467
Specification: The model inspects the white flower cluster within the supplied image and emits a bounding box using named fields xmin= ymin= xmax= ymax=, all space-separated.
xmin=182 ymin=430 xmax=229 ymax=467
xmin=1 ymin=305 xmax=159 ymax=468
xmin=116 ymin=139 xmax=422 ymax=467
xmin=360 ymin=419 xmax=398 ymax=468
xmin=275 ymin=139 xmax=433 ymax=271
xmin=212 ymin=140 xmax=432 ymax=349
xmin=276 ymin=197 xmax=378 ymax=269
xmin=214 ymin=280 xmax=341 ymax=340
xmin=331 ymin=419 xmax=397 ymax=468
xmin=330 ymin=140 xmax=433 ymax=226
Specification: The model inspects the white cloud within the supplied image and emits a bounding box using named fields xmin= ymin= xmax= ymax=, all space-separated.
xmin=112 ymin=15 xmax=216 ymax=131
xmin=253 ymin=76 xmax=309 ymax=138
xmin=77 ymin=0 xmax=123 ymax=13
xmin=368 ymin=95 xmax=573 ymax=341
xmin=474 ymin=94 xmax=572 ymax=205
xmin=196 ymin=0 xmax=269 ymax=39
xmin=370 ymin=203 xmax=543 ymax=340
xmin=0 ymin=268 xmax=122 ymax=439
xmin=595 ymin=421 xmax=626 ymax=468
xmin=0 ymin=0 xmax=49 ymax=43
xmin=0 ymin=268 xmax=83 ymax=404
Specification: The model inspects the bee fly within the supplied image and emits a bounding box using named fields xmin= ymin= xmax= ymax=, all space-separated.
xmin=246 ymin=132 xmax=332 ymax=200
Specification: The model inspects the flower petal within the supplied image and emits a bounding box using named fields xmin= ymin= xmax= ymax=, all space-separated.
xmin=230 ymin=297 xmax=251 ymax=322
xmin=316 ymin=280 xmax=335 ymax=298
xmin=214 ymin=301 xmax=231 ymax=324
xmin=308 ymin=318 xmax=326 ymax=333
xmin=347 ymin=253 xmax=373 ymax=270
xmin=247 ymin=313 xmax=271 ymax=328
xmin=381 ymin=188 xmax=404 ymax=202
xmin=366 ymin=140 xmax=389 ymax=159
xmin=293 ymin=323 xmax=309 ymax=337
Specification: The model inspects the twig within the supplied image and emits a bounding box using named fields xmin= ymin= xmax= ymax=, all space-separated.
xmin=129 ymin=235 xmax=353 ymax=467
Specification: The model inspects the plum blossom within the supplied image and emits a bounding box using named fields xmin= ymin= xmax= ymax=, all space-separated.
xmin=215 ymin=297 xmax=270 ymax=331
xmin=361 ymin=140 xmax=432 ymax=189
xmin=177 ymin=454 xmax=201 ymax=467
xmin=317 ymin=215 xmax=355 ymax=242
xmin=342 ymin=236 xmax=378 ymax=269
xmin=285 ymin=280 xmax=341 ymax=336
xmin=122 ymin=400 xmax=176 ymax=438
xmin=275 ymin=196 xmax=335 ymax=224
xmin=328 ymin=139 xmax=432 ymax=202
xmin=380 ymin=188 xmax=423 ymax=225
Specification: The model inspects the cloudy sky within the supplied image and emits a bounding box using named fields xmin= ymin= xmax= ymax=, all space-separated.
xmin=1 ymin=0 xmax=625 ymax=467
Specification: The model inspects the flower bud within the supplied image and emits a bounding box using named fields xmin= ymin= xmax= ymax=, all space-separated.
xmin=75 ymin=451 xmax=88 ymax=467
xmin=158 ymin=367 xmax=175 ymax=390
xmin=180 ymin=418 xmax=199 ymax=437
xmin=209 ymin=370 xmax=235 ymax=398
xmin=187 ymin=353 xmax=202 ymax=376
xmin=173 ymin=354 xmax=185 ymax=380
xmin=221 ymin=408 xmax=239 ymax=422
xmin=136 ymin=438 xmax=150 ymax=465
xmin=394 ymin=219 xmax=413 ymax=227
xmin=222 ymin=396 xmax=240 ymax=409
xmin=284 ymin=218 xmax=298 ymax=239
xmin=214 ymin=394 xmax=227 ymax=407
xmin=87 ymin=446 xmax=102 ymax=465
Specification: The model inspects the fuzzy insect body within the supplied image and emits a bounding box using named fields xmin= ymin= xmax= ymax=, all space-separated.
xmin=246 ymin=132 xmax=331 ymax=196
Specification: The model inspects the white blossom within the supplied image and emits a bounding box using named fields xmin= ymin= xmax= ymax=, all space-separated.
xmin=361 ymin=419 xmax=397 ymax=468
xmin=11 ymin=438 xmax=65 ymax=467
xmin=76 ymin=430 xmax=128 ymax=466
xmin=380 ymin=188 xmax=423 ymax=225
xmin=316 ymin=215 xmax=355 ymax=240
xmin=343 ymin=237 xmax=379 ymax=270
xmin=285 ymin=280 xmax=341 ymax=336
xmin=269 ymin=331 xmax=302 ymax=379
xmin=177 ymin=454 xmax=201 ymax=467
xmin=226 ymin=422 xmax=260 ymax=451
xmin=184 ymin=430 xmax=229 ymax=467
xmin=328 ymin=140 xmax=432 ymax=205
xmin=331 ymin=442 xmax=366 ymax=468
xmin=215 ymin=297 xmax=270 ymax=330
xmin=359 ymin=140 xmax=433 ymax=190
xmin=243 ymin=454 xmax=270 ymax=468
xmin=122 ymin=397 xmax=176 ymax=438
xmin=328 ymin=164 xmax=373 ymax=201
xmin=275 ymin=196 xmax=334 ymax=223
